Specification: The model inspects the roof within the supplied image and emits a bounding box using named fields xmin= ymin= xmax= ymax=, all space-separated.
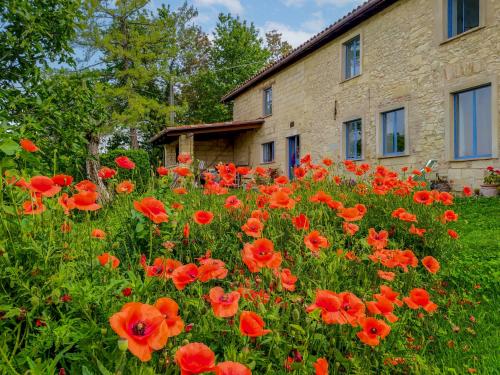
xmin=149 ymin=119 xmax=265 ymax=144
xmin=221 ymin=0 xmax=398 ymax=103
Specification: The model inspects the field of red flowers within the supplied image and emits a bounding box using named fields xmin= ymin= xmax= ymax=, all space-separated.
xmin=0 ymin=139 xmax=495 ymax=374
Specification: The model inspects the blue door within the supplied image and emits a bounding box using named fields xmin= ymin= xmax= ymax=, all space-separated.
xmin=288 ymin=135 xmax=300 ymax=178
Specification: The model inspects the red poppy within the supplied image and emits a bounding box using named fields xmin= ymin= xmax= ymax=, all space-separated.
xmin=236 ymin=166 xmax=251 ymax=175
xmin=22 ymin=197 xmax=46 ymax=215
xmin=144 ymin=258 xmax=182 ymax=279
xmin=225 ymin=195 xmax=242 ymax=209
xmin=409 ymin=224 xmax=426 ymax=237
xmin=279 ymin=268 xmax=297 ymax=291
xmin=91 ymin=229 xmax=106 ymax=239
xmin=421 ymin=256 xmax=440 ymax=274
xmin=241 ymin=238 xmax=282 ymax=272
xmin=134 ymin=197 xmax=168 ymax=224
xmin=377 ymin=270 xmax=395 ymax=281
xmin=443 ymin=210 xmax=458 ymax=222
xmin=98 ymin=167 xmax=116 ymax=179
xmin=175 ymin=342 xmax=216 ymax=375
xmin=75 ymin=179 xmax=97 ymax=192
xmin=20 ymin=138 xmax=39 ymax=152
xmin=322 ymin=158 xmax=333 ymax=166
xmin=154 ymin=298 xmax=184 ymax=337
xmin=29 ymin=176 xmax=61 ymax=197
xmin=306 ymin=290 xmax=341 ymax=324
xmin=198 ymin=259 xmax=228 ymax=282
xmin=342 ymin=222 xmax=359 ymax=236
xmin=367 ymin=228 xmax=388 ymax=250
xmin=115 ymin=156 xmax=135 ymax=170
xmin=275 ymin=175 xmax=289 ymax=185
xmin=193 ymin=210 xmax=214 ymax=225
xmin=463 ymin=186 xmax=472 ymax=197
xmin=177 ymin=152 xmax=192 ymax=164
xmin=241 ymin=218 xmax=263 ymax=238
xmin=367 ymin=295 xmax=398 ymax=323
xmin=294 ymin=166 xmax=307 ymax=179
xmin=337 ymin=204 xmax=366 ymax=222
xmin=215 ymin=361 xmax=252 ymax=375
xmin=239 ymin=311 xmax=271 ymax=337
xmin=97 ymin=253 xmax=119 ymax=268
xmin=52 ymin=174 xmax=73 ymax=187
xmin=447 ymin=229 xmax=459 ymax=239
xmin=173 ymin=166 xmax=192 ymax=177
xmin=122 ymin=287 xmax=132 ymax=297
xmin=172 ymin=263 xmax=198 ymax=290
xmin=304 ymin=230 xmax=329 ymax=254
xmin=72 ymin=191 xmax=101 ymax=211
xmin=116 ymin=180 xmax=134 ymax=194
xmin=156 ymin=166 xmax=169 ymax=176
xmin=58 ymin=193 xmax=75 ymax=213
xmin=209 ymin=287 xmax=240 ymax=318
xmin=413 ymin=190 xmax=433 ymax=205
xmin=391 ymin=207 xmax=417 ymax=222
xmin=313 ymin=358 xmax=328 ymax=375
xmin=269 ymin=190 xmax=295 ymax=209
xmin=403 ymin=288 xmax=438 ymax=313
xmin=356 ymin=317 xmax=391 ymax=346
xmin=109 ymin=302 xmax=169 ymax=362
xmin=292 ymin=213 xmax=310 ymax=231
xmin=375 ymin=285 xmax=403 ymax=307
xmin=251 ymin=209 xmax=269 ymax=222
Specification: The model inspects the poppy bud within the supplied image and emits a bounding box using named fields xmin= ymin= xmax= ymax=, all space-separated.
xmin=101 ymin=328 xmax=107 ymax=335
xmin=182 ymin=339 xmax=190 ymax=346
xmin=118 ymin=338 xmax=128 ymax=352
xmin=58 ymin=369 xmax=66 ymax=375
xmin=292 ymin=308 xmax=300 ymax=321
xmin=185 ymin=323 xmax=194 ymax=333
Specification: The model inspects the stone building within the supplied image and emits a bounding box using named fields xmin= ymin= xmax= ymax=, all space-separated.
xmin=151 ymin=0 xmax=499 ymax=189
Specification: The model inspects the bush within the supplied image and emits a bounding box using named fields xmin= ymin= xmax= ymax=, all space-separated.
xmin=100 ymin=148 xmax=151 ymax=191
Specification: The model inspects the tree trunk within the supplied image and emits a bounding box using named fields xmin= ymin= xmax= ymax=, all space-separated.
xmin=130 ymin=127 xmax=139 ymax=149
xmin=86 ymin=133 xmax=111 ymax=203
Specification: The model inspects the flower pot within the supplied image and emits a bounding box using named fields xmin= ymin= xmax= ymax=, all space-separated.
xmin=479 ymin=184 xmax=498 ymax=197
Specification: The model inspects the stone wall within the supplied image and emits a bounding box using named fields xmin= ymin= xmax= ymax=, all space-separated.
xmin=194 ymin=136 xmax=235 ymax=168
xmin=232 ymin=0 xmax=500 ymax=189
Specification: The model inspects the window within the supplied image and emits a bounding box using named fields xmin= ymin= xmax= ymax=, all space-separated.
xmin=262 ymin=142 xmax=274 ymax=163
xmin=343 ymin=35 xmax=360 ymax=80
xmin=381 ymin=108 xmax=405 ymax=156
xmin=448 ymin=0 xmax=480 ymax=38
xmin=345 ymin=119 xmax=362 ymax=160
xmin=453 ymin=85 xmax=491 ymax=159
xmin=263 ymin=87 xmax=272 ymax=116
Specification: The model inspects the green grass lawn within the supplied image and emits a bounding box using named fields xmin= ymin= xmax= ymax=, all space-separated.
xmin=439 ymin=197 xmax=500 ymax=372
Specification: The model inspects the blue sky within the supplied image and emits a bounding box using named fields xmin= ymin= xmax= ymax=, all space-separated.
xmin=150 ymin=0 xmax=365 ymax=47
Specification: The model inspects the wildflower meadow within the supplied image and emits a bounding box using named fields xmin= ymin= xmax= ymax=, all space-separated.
xmin=0 ymin=140 xmax=498 ymax=374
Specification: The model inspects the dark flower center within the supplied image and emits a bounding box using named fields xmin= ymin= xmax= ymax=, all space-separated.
xmin=370 ymin=327 xmax=378 ymax=334
xmin=133 ymin=321 xmax=147 ymax=336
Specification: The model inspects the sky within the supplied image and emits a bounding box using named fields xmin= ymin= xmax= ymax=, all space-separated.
xmin=150 ymin=0 xmax=365 ymax=47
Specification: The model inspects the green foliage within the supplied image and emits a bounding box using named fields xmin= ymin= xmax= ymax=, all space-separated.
xmin=100 ymin=149 xmax=151 ymax=191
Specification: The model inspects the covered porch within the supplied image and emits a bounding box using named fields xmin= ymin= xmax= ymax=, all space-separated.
xmin=149 ymin=119 xmax=264 ymax=168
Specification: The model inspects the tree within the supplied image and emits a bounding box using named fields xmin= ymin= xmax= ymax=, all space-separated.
xmin=265 ymin=30 xmax=293 ymax=63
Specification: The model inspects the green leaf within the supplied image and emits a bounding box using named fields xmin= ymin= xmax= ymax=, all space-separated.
xmin=0 ymin=139 xmax=20 ymax=155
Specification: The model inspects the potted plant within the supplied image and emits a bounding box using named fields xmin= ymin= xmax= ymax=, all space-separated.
xmin=480 ymin=166 xmax=500 ymax=197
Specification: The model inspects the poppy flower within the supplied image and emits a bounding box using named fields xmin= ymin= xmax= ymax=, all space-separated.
xmin=241 ymin=218 xmax=263 ymax=238
xmin=116 ymin=180 xmax=134 ymax=194
xmin=304 ymin=231 xmax=329 ymax=254
xmin=215 ymin=361 xmax=252 ymax=375
xmin=367 ymin=228 xmax=388 ymax=249
xmin=172 ymin=263 xmax=198 ymax=290
xmin=122 ymin=287 xmax=132 ymax=297
xmin=28 ymin=176 xmax=61 ymax=197
xmin=447 ymin=229 xmax=459 ymax=239
xmin=421 ymin=256 xmax=440 ymax=274
xmin=413 ymin=190 xmax=433 ymax=205
xmin=22 ymin=198 xmax=46 ymax=215
xmin=269 ymin=190 xmax=295 ymax=209
xmin=91 ymin=229 xmax=106 ymax=239
xmin=115 ymin=156 xmax=135 ymax=169
xmin=239 ymin=311 xmax=271 ymax=337
xmin=58 ymin=193 xmax=75 ymax=213
xmin=279 ymin=268 xmax=297 ymax=291
xmin=367 ymin=295 xmax=398 ymax=323
xmin=294 ymin=166 xmax=307 ymax=179
xmin=409 ymin=224 xmax=426 ymax=237
xmin=98 ymin=167 xmax=116 ymax=179
xmin=313 ymin=358 xmax=328 ymax=375
xmin=20 ymin=138 xmax=39 ymax=152
xmin=241 ymin=238 xmax=282 ymax=272
xmin=356 ymin=317 xmax=391 ymax=346
xmin=463 ymin=186 xmax=472 ymax=197
xmin=443 ymin=210 xmax=458 ymax=222
xmin=154 ymin=298 xmax=184 ymax=337
xmin=322 ymin=158 xmax=333 ymax=166
xmin=208 ymin=287 xmax=240 ymax=318
xmin=377 ymin=270 xmax=395 ymax=281
xmin=275 ymin=175 xmax=289 ymax=185
xmin=392 ymin=207 xmax=417 ymax=222
xmin=177 ymin=152 xmax=192 ymax=164
xmin=173 ymin=166 xmax=192 ymax=177
xmin=109 ymin=302 xmax=169 ymax=362
xmin=198 ymin=259 xmax=228 ymax=282
xmin=292 ymin=213 xmax=310 ymax=231
xmin=72 ymin=191 xmax=101 ymax=211
xmin=342 ymin=222 xmax=359 ymax=236
xmin=52 ymin=174 xmax=73 ymax=187
xmin=144 ymin=258 xmax=182 ymax=279
xmin=403 ymin=288 xmax=438 ymax=313
xmin=225 ymin=195 xmax=242 ymax=209
xmin=75 ymin=179 xmax=97 ymax=192
xmin=175 ymin=342 xmax=216 ymax=375
xmin=306 ymin=290 xmax=342 ymax=324
xmin=236 ymin=166 xmax=251 ymax=175
xmin=134 ymin=197 xmax=168 ymax=224
xmin=174 ymin=187 xmax=188 ymax=195
xmin=97 ymin=253 xmax=119 ymax=268
xmin=157 ymin=166 xmax=169 ymax=176
xmin=337 ymin=204 xmax=366 ymax=222
xmin=375 ymin=285 xmax=403 ymax=307
xmin=251 ymin=209 xmax=269 ymax=222
xmin=193 ymin=210 xmax=214 ymax=225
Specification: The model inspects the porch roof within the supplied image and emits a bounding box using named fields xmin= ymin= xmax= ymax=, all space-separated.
xmin=149 ymin=119 xmax=265 ymax=145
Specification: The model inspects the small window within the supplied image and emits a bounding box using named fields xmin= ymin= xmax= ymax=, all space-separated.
xmin=343 ymin=35 xmax=360 ymax=80
xmin=345 ymin=119 xmax=362 ymax=160
xmin=453 ymin=85 xmax=491 ymax=159
xmin=381 ymin=108 xmax=405 ymax=156
xmin=262 ymin=141 xmax=274 ymax=163
xmin=448 ymin=0 xmax=480 ymax=38
xmin=263 ymin=87 xmax=272 ymax=116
